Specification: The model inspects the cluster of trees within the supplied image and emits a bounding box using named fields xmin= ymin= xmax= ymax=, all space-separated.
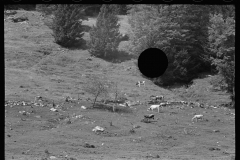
xmin=23 ymin=4 xmax=235 ymax=105
xmin=125 ymin=5 xmax=234 ymax=103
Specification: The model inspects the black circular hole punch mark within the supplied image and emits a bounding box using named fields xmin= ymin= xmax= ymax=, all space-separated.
xmin=138 ymin=48 xmax=168 ymax=79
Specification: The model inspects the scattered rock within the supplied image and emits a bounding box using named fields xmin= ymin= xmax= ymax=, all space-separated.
xmin=81 ymin=106 xmax=87 ymax=109
xmin=49 ymin=156 xmax=57 ymax=159
xmin=222 ymin=151 xmax=230 ymax=155
xmin=92 ymin=126 xmax=104 ymax=132
xmin=11 ymin=16 xmax=28 ymax=23
xmin=146 ymin=154 xmax=160 ymax=158
xmin=50 ymin=108 xmax=58 ymax=112
xmin=4 ymin=10 xmax=17 ymax=16
xmin=44 ymin=149 xmax=50 ymax=155
xmin=66 ymin=157 xmax=77 ymax=160
xmin=19 ymin=110 xmax=28 ymax=115
xmin=209 ymin=147 xmax=221 ymax=151
xmin=133 ymin=125 xmax=141 ymax=129
xmin=83 ymin=143 xmax=95 ymax=148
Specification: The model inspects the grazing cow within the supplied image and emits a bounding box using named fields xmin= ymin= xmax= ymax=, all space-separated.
xmin=192 ymin=114 xmax=203 ymax=122
xmin=155 ymin=95 xmax=164 ymax=101
xmin=150 ymin=95 xmax=164 ymax=101
xmin=136 ymin=81 xmax=145 ymax=87
xmin=147 ymin=105 xmax=160 ymax=113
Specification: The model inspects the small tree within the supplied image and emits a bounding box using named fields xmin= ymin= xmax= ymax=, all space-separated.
xmin=51 ymin=4 xmax=87 ymax=48
xmin=83 ymin=75 xmax=111 ymax=108
xmin=88 ymin=4 xmax=121 ymax=59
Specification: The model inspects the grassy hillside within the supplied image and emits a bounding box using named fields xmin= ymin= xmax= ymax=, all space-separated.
xmin=5 ymin=10 xmax=234 ymax=160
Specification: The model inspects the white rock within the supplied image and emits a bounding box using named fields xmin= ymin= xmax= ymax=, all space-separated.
xmin=81 ymin=106 xmax=87 ymax=109
xmin=49 ymin=156 xmax=57 ymax=159
xmin=92 ymin=126 xmax=104 ymax=132
xmin=50 ymin=108 xmax=58 ymax=112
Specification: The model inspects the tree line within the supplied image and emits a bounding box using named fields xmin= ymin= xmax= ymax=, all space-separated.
xmin=5 ymin=4 xmax=235 ymax=106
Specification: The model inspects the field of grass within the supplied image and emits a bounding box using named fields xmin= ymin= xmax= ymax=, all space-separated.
xmin=5 ymin=10 xmax=235 ymax=160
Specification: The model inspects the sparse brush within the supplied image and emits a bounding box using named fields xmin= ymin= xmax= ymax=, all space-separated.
xmin=82 ymin=75 xmax=111 ymax=108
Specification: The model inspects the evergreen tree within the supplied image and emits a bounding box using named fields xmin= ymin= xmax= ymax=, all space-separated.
xmin=51 ymin=4 xmax=87 ymax=48
xmin=171 ymin=5 xmax=211 ymax=79
xmin=88 ymin=4 xmax=121 ymax=59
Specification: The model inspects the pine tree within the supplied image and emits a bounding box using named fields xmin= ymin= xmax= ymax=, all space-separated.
xmin=51 ymin=4 xmax=87 ymax=48
xmin=88 ymin=4 xmax=121 ymax=59
xmin=171 ymin=5 xmax=212 ymax=79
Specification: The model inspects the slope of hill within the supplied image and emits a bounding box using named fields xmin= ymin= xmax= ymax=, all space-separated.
xmin=5 ymin=10 xmax=235 ymax=160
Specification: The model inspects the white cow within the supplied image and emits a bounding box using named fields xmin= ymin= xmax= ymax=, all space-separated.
xmin=147 ymin=104 xmax=160 ymax=113
xmin=192 ymin=114 xmax=203 ymax=122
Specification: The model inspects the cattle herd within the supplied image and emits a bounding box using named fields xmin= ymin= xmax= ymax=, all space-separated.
xmin=5 ymin=80 xmax=218 ymax=125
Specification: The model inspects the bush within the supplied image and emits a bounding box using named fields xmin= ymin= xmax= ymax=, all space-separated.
xmin=88 ymin=4 xmax=121 ymax=59
xmin=51 ymin=4 xmax=87 ymax=48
